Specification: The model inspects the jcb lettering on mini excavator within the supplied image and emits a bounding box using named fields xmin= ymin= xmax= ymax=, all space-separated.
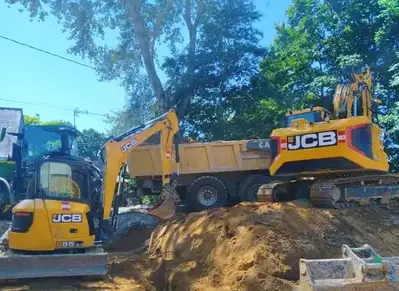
xmin=287 ymin=130 xmax=337 ymax=150
xmin=52 ymin=213 xmax=83 ymax=223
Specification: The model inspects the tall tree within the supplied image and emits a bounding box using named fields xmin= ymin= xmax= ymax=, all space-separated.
xmin=255 ymin=0 xmax=399 ymax=168
xmin=259 ymin=0 xmax=399 ymax=111
xmin=78 ymin=128 xmax=107 ymax=160
xmin=7 ymin=0 xmax=263 ymax=123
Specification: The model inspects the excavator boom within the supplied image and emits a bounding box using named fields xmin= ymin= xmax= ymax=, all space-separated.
xmin=101 ymin=109 xmax=180 ymax=222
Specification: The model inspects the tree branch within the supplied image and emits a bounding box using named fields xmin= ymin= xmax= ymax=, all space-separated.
xmin=150 ymin=0 xmax=174 ymax=54
xmin=177 ymin=0 xmax=206 ymax=118
xmin=124 ymin=0 xmax=167 ymax=112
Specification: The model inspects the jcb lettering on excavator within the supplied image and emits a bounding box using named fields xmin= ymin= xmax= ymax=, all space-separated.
xmin=121 ymin=138 xmax=138 ymax=153
xmin=287 ymin=130 xmax=337 ymax=150
xmin=52 ymin=214 xmax=82 ymax=223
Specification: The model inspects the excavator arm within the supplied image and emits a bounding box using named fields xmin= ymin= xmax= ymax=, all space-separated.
xmin=333 ymin=67 xmax=373 ymax=119
xmin=100 ymin=109 xmax=180 ymax=222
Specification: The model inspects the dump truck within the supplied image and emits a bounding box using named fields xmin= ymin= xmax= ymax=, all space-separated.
xmin=127 ymin=139 xmax=273 ymax=210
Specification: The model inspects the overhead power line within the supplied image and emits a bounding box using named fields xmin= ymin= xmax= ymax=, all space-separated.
xmin=0 ymin=97 xmax=74 ymax=111
xmin=0 ymin=35 xmax=96 ymax=70
xmin=0 ymin=97 xmax=107 ymax=117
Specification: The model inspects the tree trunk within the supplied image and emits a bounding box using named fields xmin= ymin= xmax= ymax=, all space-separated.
xmin=124 ymin=0 xmax=168 ymax=113
xmin=177 ymin=0 xmax=204 ymax=118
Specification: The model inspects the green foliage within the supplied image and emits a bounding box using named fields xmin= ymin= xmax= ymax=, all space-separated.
xmin=8 ymin=0 xmax=399 ymax=173
xmin=23 ymin=115 xmax=73 ymax=127
xmin=105 ymin=76 xmax=158 ymax=135
xmin=390 ymin=53 xmax=399 ymax=88
xmin=256 ymin=0 xmax=399 ymax=170
xmin=24 ymin=115 xmax=41 ymax=125
xmin=77 ymin=128 xmax=107 ymax=161
xmin=9 ymin=0 xmax=264 ymax=138
xmin=259 ymin=0 xmax=399 ymax=112
xmin=380 ymin=101 xmax=399 ymax=172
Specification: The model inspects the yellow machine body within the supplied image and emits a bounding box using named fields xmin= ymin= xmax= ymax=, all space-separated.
xmin=0 ymin=109 xmax=180 ymax=279
xmin=269 ymin=67 xmax=387 ymax=177
xmin=8 ymin=199 xmax=94 ymax=251
xmin=258 ymin=68 xmax=399 ymax=208
xmin=269 ymin=114 xmax=388 ymax=177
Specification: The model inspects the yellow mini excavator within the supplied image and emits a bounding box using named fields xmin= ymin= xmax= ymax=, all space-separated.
xmin=258 ymin=68 xmax=399 ymax=208
xmin=0 ymin=109 xmax=180 ymax=279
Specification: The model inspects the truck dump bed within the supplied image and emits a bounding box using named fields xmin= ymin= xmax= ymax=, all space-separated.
xmin=127 ymin=139 xmax=272 ymax=177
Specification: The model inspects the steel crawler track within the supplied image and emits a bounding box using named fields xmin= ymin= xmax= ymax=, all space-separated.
xmin=310 ymin=173 xmax=399 ymax=208
xmin=258 ymin=173 xmax=399 ymax=209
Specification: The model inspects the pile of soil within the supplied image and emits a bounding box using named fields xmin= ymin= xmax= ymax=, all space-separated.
xmin=2 ymin=201 xmax=399 ymax=290
xmin=145 ymin=201 xmax=399 ymax=290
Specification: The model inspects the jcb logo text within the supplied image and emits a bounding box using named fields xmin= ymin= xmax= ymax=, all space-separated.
xmin=121 ymin=138 xmax=138 ymax=153
xmin=287 ymin=131 xmax=337 ymax=151
xmin=52 ymin=214 xmax=82 ymax=223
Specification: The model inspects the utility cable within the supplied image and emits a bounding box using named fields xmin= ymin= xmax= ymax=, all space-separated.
xmin=0 ymin=35 xmax=96 ymax=70
xmin=0 ymin=97 xmax=107 ymax=117
xmin=0 ymin=97 xmax=74 ymax=111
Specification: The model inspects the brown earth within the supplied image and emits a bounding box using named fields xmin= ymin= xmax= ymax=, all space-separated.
xmin=2 ymin=201 xmax=399 ymax=290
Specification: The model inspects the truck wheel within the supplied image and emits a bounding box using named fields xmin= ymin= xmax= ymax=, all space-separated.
xmin=187 ymin=176 xmax=228 ymax=210
xmin=238 ymin=174 xmax=271 ymax=202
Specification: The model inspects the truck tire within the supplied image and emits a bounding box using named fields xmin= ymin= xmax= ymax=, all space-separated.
xmin=238 ymin=174 xmax=271 ymax=202
xmin=187 ymin=176 xmax=228 ymax=210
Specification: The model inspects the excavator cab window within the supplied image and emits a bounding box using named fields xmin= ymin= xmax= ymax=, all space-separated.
xmin=37 ymin=161 xmax=89 ymax=201
xmin=285 ymin=111 xmax=323 ymax=127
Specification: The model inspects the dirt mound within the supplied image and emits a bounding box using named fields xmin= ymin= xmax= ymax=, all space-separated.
xmin=146 ymin=202 xmax=399 ymax=290
xmin=2 ymin=202 xmax=399 ymax=290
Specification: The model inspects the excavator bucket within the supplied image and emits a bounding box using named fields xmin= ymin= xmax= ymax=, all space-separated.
xmin=0 ymin=230 xmax=107 ymax=280
xmin=298 ymin=244 xmax=399 ymax=291
xmin=147 ymin=186 xmax=179 ymax=220
xmin=113 ymin=185 xmax=180 ymax=239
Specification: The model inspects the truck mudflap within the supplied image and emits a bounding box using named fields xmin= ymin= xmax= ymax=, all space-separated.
xmin=0 ymin=247 xmax=107 ymax=280
xmin=298 ymin=244 xmax=399 ymax=290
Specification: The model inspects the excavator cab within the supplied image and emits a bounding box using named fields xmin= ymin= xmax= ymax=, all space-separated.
xmin=284 ymin=107 xmax=330 ymax=128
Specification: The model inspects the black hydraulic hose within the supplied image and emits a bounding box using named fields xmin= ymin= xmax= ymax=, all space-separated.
xmin=111 ymin=165 xmax=127 ymax=230
xmin=174 ymin=134 xmax=180 ymax=164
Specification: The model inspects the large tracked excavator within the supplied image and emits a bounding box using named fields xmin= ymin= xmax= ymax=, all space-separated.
xmin=258 ymin=68 xmax=399 ymax=208
xmin=0 ymin=109 xmax=180 ymax=279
